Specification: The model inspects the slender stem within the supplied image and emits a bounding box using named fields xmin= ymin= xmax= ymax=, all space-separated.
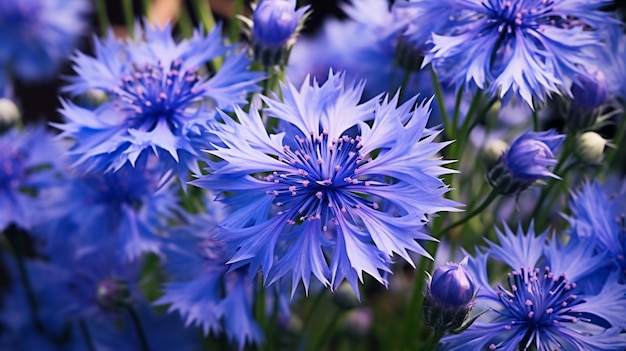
xmin=122 ymin=0 xmax=135 ymax=38
xmin=603 ymin=111 xmax=626 ymax=173
xmin=194 ymin=0 xmax=216 ymax=32
xmin=423 ymin=330 xmax=445 ymax=351
xmin=142 ymin=0 xmax=151 ymax=17
xmin=429 ymin=67 xmax=451 ymax=136
xmin=440 ymin=189 xmax=499 ymax=235
xmin=532 ymin=109 xmax=540 ymax=131
xmin=294 ymin=290 xmax=325 ymax=349
xmin=311 ymin=308 xmax=341 ymax=351
xmin=229 ymin=0 xmax=244 ymax=43
xmin=177 ymin=4 xmax=194 ymax=38
xmin=95 ymin=0 xmax=110 ymax=36
xmin=451 ymin=86 xmax=465 ymax=140
xmin=80 ymin=320 xmax=97 ymax=351
xmin=127 ymin=306 xmax=150 ymax=351
xmin=399 ymin=69 xmax=412 ymax=103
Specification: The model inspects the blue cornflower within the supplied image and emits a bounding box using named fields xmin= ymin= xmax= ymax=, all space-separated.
xmin=192 ymin=71 xmax=459 ymax=296
xmin=567 ymin=180 xmax=626 ymax=280
xmin=37 ymin=160 xmax=181 ymax=261
xmin=441 ymin=224 xmax=626 ymax=350
xmin=156 ymin=212 xmax=265 ymax=349
xmin=397 ymin=0 xmax=617 ymax=107
xmin=487 ymin=130 xmax=564 ymax=195
xmin=0 ymin=0 xmax=89 ymax=82
xmin=55 ymin=22 xmax=263 ymax=183
xmin=0 ymin=125 xmax=66 ymax=231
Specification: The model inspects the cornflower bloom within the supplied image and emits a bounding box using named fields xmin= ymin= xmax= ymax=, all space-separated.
xmin=55 ymin=23 xmax=263 ymax=182
xmin=396 ymin=0 xmax=617 ymax=107
xmin=567 ymin=180 xmax=626 ymax=280
xmin=0 ymin=125 xmax=65 ymax=231
xmin=0 ymin=0 xmax=89 ymax=82
xmin=192 ymin=71 xmax=459 ymax=296
xmin=441 ymin=224 xmax=626 ymax=350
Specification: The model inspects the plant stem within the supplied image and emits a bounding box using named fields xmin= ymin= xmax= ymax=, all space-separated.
xmin=440 ymin=189 xmax=499 ymax=236
xmin=80 ymin=320 xmax=97 ymax=351
xmin=423 ymin=330 xmax=444 ymax=351
xmin=95 ymin=0 xmax=110 ymax=36
xmin=122 ymin=0 xmax=135 ymax=38
xmin=311 ymin=307 xmax=341 ymax=351
xmin=127 ymin=306 xmax=150 ymax=351
xmin=229 ymin=0 xmax=244 ymax=43
xmin=429 ymin=67 xmax=451 ymax=137
xmin=532 ymin=109 xmax=539 ymax=131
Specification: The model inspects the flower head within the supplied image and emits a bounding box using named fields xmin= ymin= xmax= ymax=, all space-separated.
xmin=0 ymin=0 xmax=89 ymax=82
xmin=55 ymin=22 xmax=263 ymax=183
xmin=0 ymin=125 xmax=65 ymax=231
xmin=488 ymin=130 xmax=564 ymax=194
xmin=192 ymin=71 xmax=459 ymax=296
xmin=398 ymin=0 xmax=618 ymax=107
xmin=441 ymin=224 xmax=626 ymax=351
xmin=571 ymin=70 xmax=608 ymax=111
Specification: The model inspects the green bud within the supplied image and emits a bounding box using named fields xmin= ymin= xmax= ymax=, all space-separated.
xmin=575 ymin=131 xmax=607 ymax=165
xmin=0 ymin=98 xmax=21 ymax=132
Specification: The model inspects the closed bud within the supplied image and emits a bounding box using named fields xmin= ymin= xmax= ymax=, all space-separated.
xmin=572 ymin=70 xmax=608 ymax=112
xmin=424 ymin=259 xmax=475 ymax=332
xmin=252 ymin=0 xmax=309 ymax=66
xmin=0 ymin=98 xmax=21 ymax=132
xmin=488 ymin=130 xmax=565 ymax=195
xmin=575 ymin=131 xmax=607 ymax=165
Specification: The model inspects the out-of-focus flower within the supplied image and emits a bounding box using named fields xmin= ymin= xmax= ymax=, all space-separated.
xmin=441 ymin=224 xmax=626 ymax=350
xmin=487 ymin=130 xmax=564 ymax=195
xmin=424 ymin=258 xmax=475 ymax=332
xmin=0 ymin=125 xmax=65 ymax=231
xmin=0 ymin=0 xmax=89 ymax=82
xmin=55 ymin=22 xmax=263 ymax=183
xmin=571 ymin=70 xmax=609 ymax=112
xmin=156 ymin=212 xmax=266 ymax=349
xmin=567 ymin=180 xmax=626 ymax=280
xmin=396 ymin=0 xmax=618 ymax=107
xmin=192 ymin=71 xmax=459 ymax=297
xmin=36 ymin=160 xmax=181 ymax=261
xmin=0 ymin=98 xmax=20 ymax=131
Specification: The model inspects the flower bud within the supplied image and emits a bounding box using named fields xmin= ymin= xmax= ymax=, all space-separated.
xmin=487 ymin=130 xmax=565 ymax=195
xmin=575 ymin=131 xmax=607 ymax=165
xmin=424 ymin=259 xmax=475 ymax=332
xmin=96 ymin=278 xmax=131 ymax=311
xmin=572 ymin=70 xmax=608 ymax=111
xmin=252 ymin=0 xmax=309 ymax=66
xmin=0 ymin=98 xmax=20 ymax=132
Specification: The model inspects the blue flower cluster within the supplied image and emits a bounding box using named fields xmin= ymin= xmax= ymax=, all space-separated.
xmin=1 ymin=0 xmax=626 ymax=349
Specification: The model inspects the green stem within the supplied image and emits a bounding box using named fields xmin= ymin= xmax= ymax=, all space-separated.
xmin=451 ymin=86 xmax=465 ymax=140
xmin=122 ymin=0 xmax=135 ymax=38
xmin=229 ymin=0 xmax=244 ymax=43
xmin=311 ymin=308 xmax=341 ymax=351
xmin=604 ymin=111 xmax=626 ymax=173
xmin=95 ymin=0 xmax=110 ymax=36
xmin=440 ymin=189 xmax=499 ymax=236
xmin=127 ymin=306 xmax=150 ymax=351
xmin=194 ymin=0 xmax=216 ymax=32
xmin=142 ymin=0 xmax=151 ymax=17
xmin=294 ymin=290 xmax=325 ymax=349
xmin=80 ymin=320 xmax=97 ymax=351
xmin=423 ymin=330 xmax=445 ymax=351
xmin=429 ymin=67 xmax=451 ymax=136
xmin=399 ymin=69 xmax=412 ymax=103
xmin=532 ymin=109 xmax=540 ymax=131
xmin=177 ymin=4 xmax=194 ymax=38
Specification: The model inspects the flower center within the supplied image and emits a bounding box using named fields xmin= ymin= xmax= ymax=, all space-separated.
xmin=497 ymin=267 xmax=585 ymax=336
xmin=110 ymin=60 xmax=205 ymax=131
xmin=264 ymin=131 xmax=368 ymax=227
xmin=482 ymin=0 xmax=552 ymax=34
